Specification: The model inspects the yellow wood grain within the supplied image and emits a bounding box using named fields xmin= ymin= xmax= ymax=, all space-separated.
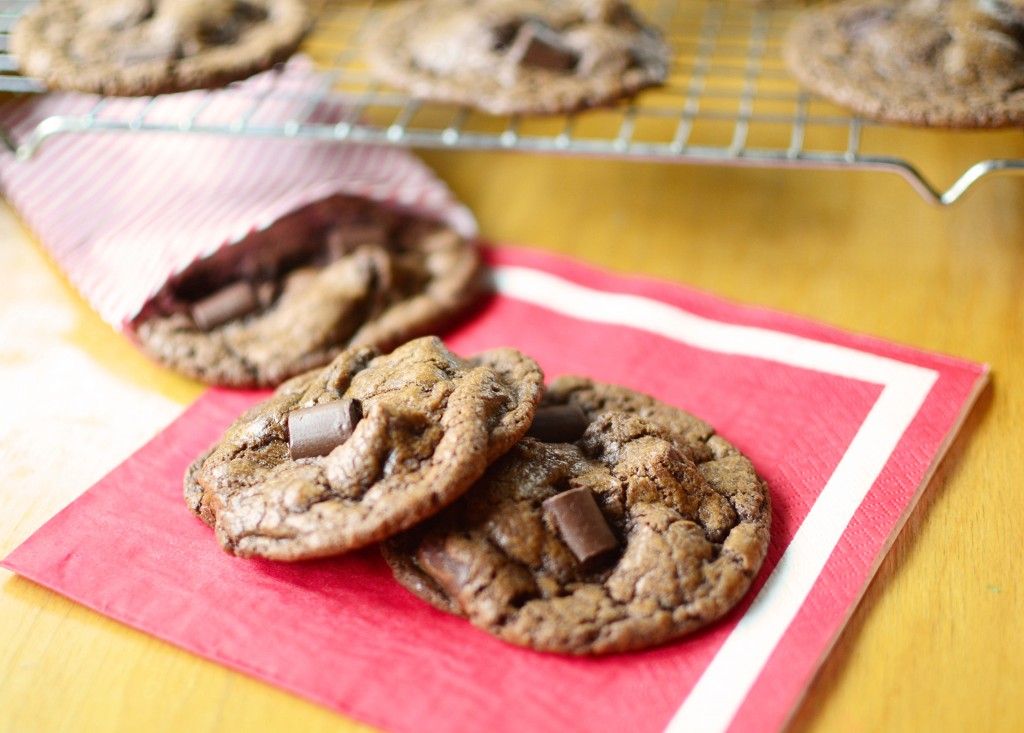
xmin=2 ymin=126 xmax=1023 ymax=733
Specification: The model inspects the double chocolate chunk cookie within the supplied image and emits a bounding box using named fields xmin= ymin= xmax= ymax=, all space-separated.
xmin=134 ymin=195 xmax=482 ymax=387
xmin=384 ymin=377 xmax=772 ymax=655
xmin=365 ymin=0 xmax=670 ymax=115
xmin=783 ymin=0 xmax=1024 ymax=127
xmin=185 ymin=336 xmax=544 ymax=560
xmin=12 ymin=0 xmax=311 ymax=96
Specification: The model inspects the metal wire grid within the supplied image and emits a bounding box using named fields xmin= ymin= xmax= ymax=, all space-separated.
xmin=2 ymin=0 xmax=1023 ymax=205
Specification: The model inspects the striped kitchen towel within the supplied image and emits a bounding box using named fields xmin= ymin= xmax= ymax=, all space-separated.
xmin=0 ymin=56 xmax=476 ymax=335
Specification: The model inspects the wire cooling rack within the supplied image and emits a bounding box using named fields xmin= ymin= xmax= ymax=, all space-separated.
xmin=2 ymin=0 xmax=1024 ymax=205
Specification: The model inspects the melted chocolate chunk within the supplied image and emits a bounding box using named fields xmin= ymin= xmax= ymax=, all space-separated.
xmin=506 ymin=21 xmax=578 ymax=71
xmin=526 ymin=404 xmax=589 ymax=443
xmin=542 ymin=487 xmax=619 ymax=566
xmin=189 ymin=280 xmax=260 ymax=331
xmin=288 ymin=398 xmax=363 ymax=459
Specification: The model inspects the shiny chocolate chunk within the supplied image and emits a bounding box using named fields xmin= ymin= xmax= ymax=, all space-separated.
xmin=287 ymin=398 xmax=363 ymax=459
xmin=507 ymin=21 xmax=577 ymax=71
xmin=325 ymin=221 xmax=390 ymax=260
xmin=542 ymin=487 xmax=618 ymax=566
xmin=525 ymin=404 xmax=589 ymax=443
xmin=189 ymin=281 xmax=260 ymax=331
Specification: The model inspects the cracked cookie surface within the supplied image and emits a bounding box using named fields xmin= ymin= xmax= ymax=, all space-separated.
xmin=383 ymin=376 xmax=772 ymax=655
xmin=783 ymin=0 xmax=1024 ymax=127
xmin=13 ymin=0 xmax=311 ymax=96
xmin=364 ymin=0 xmax=670 ymax=115
xmin=134 ymin=195 xmax=483 ymax=388
xmin=185 ymin=336 xmax=544 ymax=560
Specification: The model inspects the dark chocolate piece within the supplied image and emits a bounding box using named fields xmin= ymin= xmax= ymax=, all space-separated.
xmin=507 ymin=21 xmax=578 ymax=71
xmin=326 ymin=222 xmax=389 ymax=259
xmin=542 ymin=487 xmax=618 ymax=565
xmin=525 ymin=404 xmax=589 ymax=443
xmin=287 ymin=398 xmax=363 ymax=459
xmin=417 ymin=534 xmax=474 ymax=590
xmin=189 ymin=281 xmax=260 ymax=331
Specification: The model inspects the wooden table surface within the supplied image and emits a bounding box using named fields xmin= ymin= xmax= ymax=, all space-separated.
xmin=2 ymin=123 xmax=1023 ymax=733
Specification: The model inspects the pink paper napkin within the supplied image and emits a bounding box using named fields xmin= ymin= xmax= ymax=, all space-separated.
xmin=2 ymin=245 xmax=987 ymax=733
xmin=0 ymin=56 xmax=476 ymax=334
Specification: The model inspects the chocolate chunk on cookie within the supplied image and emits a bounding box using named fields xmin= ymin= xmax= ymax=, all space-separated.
xmin=783 ymin=0 xmax=1024 ymax=128
xmin=384 ymin=377 xmax=772 ymax=655
xmin=364 ymin=0 xmax=670 ymax=115
xmin=12 ymin=0 xmax=311 ymax=96
xmin=134 ymin=195 xmax=483 ymax=387
xmin=185 ymin=336 xmax=544 ymax=561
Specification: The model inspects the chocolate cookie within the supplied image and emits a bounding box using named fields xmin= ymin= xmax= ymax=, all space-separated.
xmin=364 ymin=0 xmax=670 ymax=116
xmin=134 ymin=195 xmax=483 ymax=388
xmin=383 ymin=377 xmax=772 ymax=655
xmin=11 ymin=0 xmax=311 ymax=96
xmin=783 ymin=0 xmax=1024 ymax=127
xmin=185 ymin=336 xmax=544 ymax=561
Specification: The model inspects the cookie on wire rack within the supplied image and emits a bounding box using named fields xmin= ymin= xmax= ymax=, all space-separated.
xmin=12 ymin=0 xmax=312 ymax=96
xmin=783 ymin=0 xmax=1024 ymax=128
xmin=364 ymin=0 xmax=671 ymax=116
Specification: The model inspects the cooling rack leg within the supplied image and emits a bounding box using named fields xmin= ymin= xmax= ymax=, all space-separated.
xmin=940 ymin=160 xmax=1024 ymax=205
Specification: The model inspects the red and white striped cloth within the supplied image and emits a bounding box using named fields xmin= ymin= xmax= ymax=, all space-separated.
xmin=0 ymin=56 xmax=476 ymax=335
